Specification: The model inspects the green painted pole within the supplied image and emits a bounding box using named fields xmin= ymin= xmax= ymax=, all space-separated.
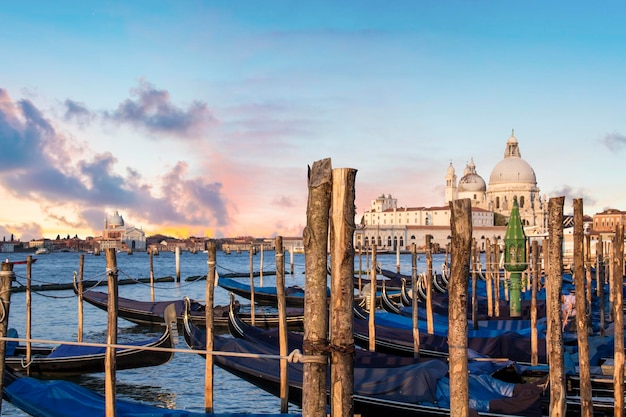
xmin=503 ymin=197 xmax=527 ymax=317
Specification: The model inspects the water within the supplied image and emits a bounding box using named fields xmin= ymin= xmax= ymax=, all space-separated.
xmin=1 ymin=250 xmax=446 ymax=415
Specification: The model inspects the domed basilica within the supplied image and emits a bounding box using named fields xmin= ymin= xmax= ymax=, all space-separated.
xmin=445 ymin=131 xmax=547 ymax=232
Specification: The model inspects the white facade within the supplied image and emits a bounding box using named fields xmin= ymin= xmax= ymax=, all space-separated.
xmin=355 ymin=194 xmax=496 ymax=251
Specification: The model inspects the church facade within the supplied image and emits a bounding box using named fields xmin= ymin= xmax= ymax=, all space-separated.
xmin=445 ymin=131 xmax=547 ymax=234
xmin=100 ymin=211 xmax=146 ymax=251
xmin=354 ymin=131 xmax=544 ymax=252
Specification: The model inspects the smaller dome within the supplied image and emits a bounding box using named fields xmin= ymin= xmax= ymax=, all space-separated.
xmin=108 ymin=211 xmax=124 ymax=227
xmin=457 ymin=159 xmax=486 ymax=192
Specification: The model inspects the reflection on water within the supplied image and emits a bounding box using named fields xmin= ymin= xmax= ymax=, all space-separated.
xmin=2 ymin=250 xmax=446 ymax=415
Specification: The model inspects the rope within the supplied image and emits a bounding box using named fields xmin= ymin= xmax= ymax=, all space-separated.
xmin=0 ymin=336 xmax=326 ymax=363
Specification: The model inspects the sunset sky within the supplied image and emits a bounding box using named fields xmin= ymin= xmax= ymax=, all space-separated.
xmin=2 ymin=1 xmax=626 ymax=241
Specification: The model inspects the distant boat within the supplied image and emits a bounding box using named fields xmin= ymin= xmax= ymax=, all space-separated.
xmin=35 ymin=247 xmax=50 ymax=255
xmin=291 ymin=246 xmax=304 ymax=254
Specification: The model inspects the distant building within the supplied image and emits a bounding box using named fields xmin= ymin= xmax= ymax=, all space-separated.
xmin=100 ymin=211 xmax=146 ymax=250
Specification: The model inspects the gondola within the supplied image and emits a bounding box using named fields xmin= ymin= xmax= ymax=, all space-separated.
xmin=217 ymin=277 xmax=323 ymax=307
xmin=4 ymin=304 xmax=177 ymax=377
xmin=183 ymin=298 xmax=548 ymax=417
xmin=1 ymin=367 xmax=300 ymax=417
xmin=78 ymin=288 xmax=304 ymax=329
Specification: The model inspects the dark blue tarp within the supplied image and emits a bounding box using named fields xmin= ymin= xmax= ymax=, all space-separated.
xmin=4 ymin=374 xmax=300 ymax=417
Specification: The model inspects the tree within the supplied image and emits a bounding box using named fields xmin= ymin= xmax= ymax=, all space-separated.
xmin=56 ymin=234 xmax=60 ymax=240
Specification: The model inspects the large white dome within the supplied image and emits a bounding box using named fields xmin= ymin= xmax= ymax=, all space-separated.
xmin=108 ymin=211 xmax=124 ymax=227
xmin=488 ymin=132 xmax=536 ymax=185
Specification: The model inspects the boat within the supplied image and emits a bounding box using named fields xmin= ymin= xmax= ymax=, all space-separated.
xmin=182 ymin=300 xmax=548 ymax=417
xmin=2 ymin=367 xmax=300 ymax=417
xmin=5 ymin=258 xmax=38 ymax=265
xmin=35 ymin=247 xmax=50 ymax=255
xmin=78 ymin=288 xmax=304 ymax=329
xmin=4 ymin=304 xmax=177 ymax=377
xmin=217 ymin=277 xmax=316 ymax=307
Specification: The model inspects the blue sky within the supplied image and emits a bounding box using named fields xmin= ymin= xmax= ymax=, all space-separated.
xmin=1 ymin=1 xmax=625 ymax=240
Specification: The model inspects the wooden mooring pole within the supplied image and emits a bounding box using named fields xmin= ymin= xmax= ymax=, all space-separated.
xmin=275 ymin=236 xmax=289 ymax=413
xmin=149 ymin=248 xmax=155 ymax=302
xmin=204 ymin=240 xmax=216 ymax=413
xmin=249 ymin=243 xmax=256 ymax=326
xmin=0 ymin=261 xmax=15 ymax=415
xmin=329 ymin=167 xmax=357 ymax=417
xmin=425 ymin=234 xmax=434 ymax=334
xmin=302 ymin=158 xmax=332 ymax=417
xmin=612 ymin=224 xmax=624 ymax=417
xmin=574 ymin=198 xmax=593 ymax=417
xmin=531 ymin=240 xmax=539 ymax=366
xmin=104 ymin=248 xmax=119 ymax=417
xmin=368 ymin=245 xmax=377 ymax=351
xmin=175 ymin=246 xmax=181 ymax=282
xmin=546 ymin=196 xmax=566 ymax=417
xmin=448 ymin=198 xmax=472 ymax=417
xmin=77 ymin=254 xmax=84 ymax=344
xmin=411 ymin=243 xmax=420 ymax=358
xmin=26 ymin=255 xmax=33 ymax=374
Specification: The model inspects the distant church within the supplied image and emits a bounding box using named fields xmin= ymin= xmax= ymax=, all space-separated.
xmin=100 ymin=211 xmax=146 ymax=250
xmin=445 ymin=130 xmax=546 ymax=233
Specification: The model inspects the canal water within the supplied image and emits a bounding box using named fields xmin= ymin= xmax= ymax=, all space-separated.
xmin=1 ymin=249 xmax=447 ymax=415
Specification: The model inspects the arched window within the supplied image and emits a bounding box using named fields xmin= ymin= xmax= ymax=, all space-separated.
xmin=377 ymin=236 xmax=382 ymax=246
xmin=399 ymin=237 xmax=404 ymax=247
xmin=520 ymin=196 xmax=525 ymax=208
xmin=387 ymin=236 xmax=392 ymax=247
xmin=496 ymin=197 xmax=500 ymax=209
xmin=364 ymin=237 xmax=369 ymax=247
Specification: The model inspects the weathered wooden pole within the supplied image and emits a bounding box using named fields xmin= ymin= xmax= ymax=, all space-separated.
xmin=396 ymin=241 xmax=401 ymax=273
xmin=425 ymin=234 xmax=434 ymax=334
xmin=259 ymin=244 xmax=264 ymax=287
xmin=613 ymin=224 xmax=624 ymax=417
xmin=77 ymin=254 xmax=84 ymax=343
xmin=249 ymin=243 xmax=256 ymax=326
xmin=357 ymin=248 xmax=363 ymax=297
xmin=584 ymin=233 xmax=593 ymax=336
xmin=275 ymin=236 xmax=289 ymax=413
xmin=26 ymin=255 xmax=34 ymax=373
xmin=290 ymin=247 xmax=295 ymax=275
xmin=546 ymin=196 xmax=566 ymax=417
xmin=411 ymin=243 xmax=420 ymax=358
xmin=0 ymin=261 xmax=15 ymax=414
xmin=471 ymin=239 xmax=478 ymax=329
xmin=330 ymin=167 xmax=357 ymax=417
xmin=494 ymin=241 xmax=501 ymax=317
xmin=609 ymin=238 xmax=615 ymax=321
xmin=597 ymin=237 xmax=606 ymax=337
xmin=175 ymin=246 xmax=181 ymax=282
xmin=485 ymin=238 xmax=494 ymax=317
xmin=104 ymin=248 xmax=119 ymax=417
xmin=369 ymin=245 xmax=377 ymax=351
xmin=302 ymin=158 xmax=332 ymax=417
xmin=531 ymin=240 xmax=539 ymax=366
xmin=205 ymin=240 xmax=216 ymax=413
xmin=149 ymin=248 xmax=155 ymax=302
xmin=448 ymin=198 xmax=472 ymax=417
xmin=573 ymin=198 xmax=593 ymax=417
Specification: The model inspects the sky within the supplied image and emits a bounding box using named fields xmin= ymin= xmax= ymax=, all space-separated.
xmin=1 ymin=1 xmax=626 ymax=241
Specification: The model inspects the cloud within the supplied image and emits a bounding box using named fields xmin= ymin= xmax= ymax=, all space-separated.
xmin=103 ymin=79 xmax=217 ymax=138
xmin=63 ymin=99 xmax=94 ymax=127
xmin=0 ymin=87 xmax=233 ymax=238
xmin=0 ymin=222 xmax=43 ymax=242
xmin=548 ymin=185 xmax=596 ymax=212
xmin=600 ymin=132 xmax=626 ymax=151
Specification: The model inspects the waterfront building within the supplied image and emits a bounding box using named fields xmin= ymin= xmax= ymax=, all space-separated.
xmin=355 ymin=193 xmax=503 ymax=252
xmin=99 ymin=211 xmax=146 ymax=251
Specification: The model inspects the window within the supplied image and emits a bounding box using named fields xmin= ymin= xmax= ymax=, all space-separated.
xmin=496 ymin=197 xmax=500 ymax=209
xmin=520 ymin=196 xmax=525 ymax=208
